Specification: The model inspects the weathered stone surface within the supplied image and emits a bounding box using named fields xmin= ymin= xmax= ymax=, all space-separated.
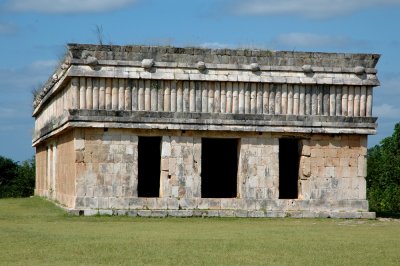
xmin=33 ymin=44 xmax=378 ymax=219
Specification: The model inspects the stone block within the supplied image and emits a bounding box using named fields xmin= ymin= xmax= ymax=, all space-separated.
xmin=84 ymin=209 xmax=99 ymax=216
xmin=99 ymin=209 xmax=113 ymax=216
xmin=219 ymin=210 xmax=235 ymax=217
xmin=167 ymin=210 xmax=193 ymax=217
xmin=127 ymin=210 xmax=138 ymax=217
xmin=234 ymin=210 xmax=248 ymax=217
xmin=137 ymin=210 xmax=153 ymax=217
xmin=113 ymin=210 xmax=127 ymax=216
xmin=206 ymin=210 xmax=220 ymax=217
xmin=150 ymin=210 xmax=168 ymax=217
xmin=248 ymin=211 xmax=266 ymax=218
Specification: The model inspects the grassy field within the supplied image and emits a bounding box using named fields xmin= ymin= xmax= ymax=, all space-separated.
xmin=0 ymin=197 xmax=399 ymax=265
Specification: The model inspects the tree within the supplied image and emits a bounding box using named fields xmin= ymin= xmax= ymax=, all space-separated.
xmin=0 ymin=156 xmax=35 ymax=198
xmin=367 ymin=123 xmax=400 ymax=213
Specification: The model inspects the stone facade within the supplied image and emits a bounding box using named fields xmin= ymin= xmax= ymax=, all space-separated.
xmin=32 ymin=44 xmax=380 ymax=218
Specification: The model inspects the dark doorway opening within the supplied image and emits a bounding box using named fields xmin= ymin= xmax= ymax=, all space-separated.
xmin=137 ymin=136 xmax=161 ymax=197
xmin=279 ymin=138 xmax=300 ymax=199
xmin=201 ymin=138 xmax=238 ymax=198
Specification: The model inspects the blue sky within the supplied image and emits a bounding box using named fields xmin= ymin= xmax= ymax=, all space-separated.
xmin=0 ymin=0 xmax=399 ymax=162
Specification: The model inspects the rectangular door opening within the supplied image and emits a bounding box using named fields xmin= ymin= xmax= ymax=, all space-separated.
xmin=201 ymin=138 xmax=238 ymax=198
xmin=137 ymin=136 xmax=161 ymax=197
xmin=279 ymin=138 xmax=300 ymax=199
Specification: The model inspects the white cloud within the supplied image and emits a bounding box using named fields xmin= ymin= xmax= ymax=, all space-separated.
xmin=374 ymin=104 xmax=400 ymax=119
xmin=273 ymin=33 xmax=355 ymax=49
xmin=0 ymin=22 xmax=17 ymax=34
xmin=231 ymin=0 xmax=400 ymax=19
xmin=6 ymin=0 xmax=137 ymax=13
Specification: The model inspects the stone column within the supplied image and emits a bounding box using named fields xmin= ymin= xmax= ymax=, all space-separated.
xmin=125 ymin=79 xmax=132 ymax=111
xmin=257 ymin=83 xmax=263 ymax=114
xmin=86 ymin=78 xmax=93 ymax=110
xmin=150 ymin=81 xmax=158 ymax=111
xmin=177 ymin=81 xmax=183 ymax=112
xmin=317 ymin=86 xmax=323 ymax=115
xmin=269 ymin=84 xmax=275 ymax=114
xmin=226 ymin=82 xmax=233 ymax=113
xmin=232 ymin=82 xmax=239 ymax=114
xmin=220 ymin=82 xmax=226 ymax=113
xmin=131 ymin=79 xmax=138 ymax=111
xmin=335 ymin=86 xmax=342 ymax=116
xmin=195 ymin=81 xmax=201 ymax=113
xmin=293 ymin=85 xmax=299 ymax=115
xmin=183 ymin=81 xmax=190 ymax=112
xmin=71 ymin=77 xmax=79 ymax=109
xmin=281 ymin=84 xmax=288 ymax=115
xmin=79 ymin=77 xmax=86 ymax=109
xmin=323 ymin=86 xmax=329 ymax=116
xmin=171 ymin=80 xmax=177 ymax=112
xmin=158 ymin=81 xmax=164 ymax=111
xmin=93 ymin=78 xmax=99 ymax=110
xmin=348 ymin=86 xmax=354 ymax=117
xmin=329 ymin=86 xmax=335 ymax=116
xmin=118 ymin=79 xmax=125 ymax=110
xmin=239 ymin=82 xmax=245 ymax=114
xmin=164 ymin=80 xmax=171 ymax=112
xmin=305 ymin=85 xmax=311 ymax=115
xmin=112 ymin=78 xmax=119 ymax=110
xmin=311 ymin=86 xmax=317 ymax=115
xmin=145 ymin=80 xmax=151 ymax=111
xmin=250 ymin=83 xmax=257 ymax=114
xmin=354 ymin=86 xmax=360 ymax=116
xmin=244 ymin=83 xmax=251 ymax=114
xmin=105 ymin=78 xmax=112 ymax=110
xmin=288 ymin=84 xmax=294 ymax=115
xmin=262 ymin=83 xmax=269 ymax=114
xmin=138 ymin=79 xmax=145 ymax=111
xmin=341 ymin=86 xmax=348 ymax=116
xmin=360 ymin=86 xmax=366 ymax=117
xmin=189 ymin=81 xmax=195 ymax=112
xmin=99 ymin=78 xmax=105 ymax=110
xmin=366 ymin=87 xmax=373 ymax=117
xmin=214 ymin=82 xmax=221 ymax=113
xmin=208 ymin=82 xmax=215 ymax=113
xmin=299 ymin=85 xmax=305 ymax=115
xmin=201 ymin=81 xmax=208 ymax=113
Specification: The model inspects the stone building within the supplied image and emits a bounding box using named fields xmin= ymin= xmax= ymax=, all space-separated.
xmin=33 ymin=44 xmax=380 ymax=218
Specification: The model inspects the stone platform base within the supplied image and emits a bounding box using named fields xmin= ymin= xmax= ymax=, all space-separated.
xmin=66 ymin=208 xmax=375 ymax=219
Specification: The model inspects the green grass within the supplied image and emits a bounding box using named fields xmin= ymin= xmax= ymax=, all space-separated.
xmin=0 ymin=197 xmax=399 ymax=265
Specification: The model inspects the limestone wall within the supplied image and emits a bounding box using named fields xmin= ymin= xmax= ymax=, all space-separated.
xmin=74 ymin=128 xmax=139 ymax=209
xmin=34 ymin=145 xmax=47 ymax=197
xmin=55 ymin=130 xmax=76 ymax=207
xmin=299 ymin=134 xmax=367 ymax=201
xmin=61 ymin=128 xmax=370 ymax=217
xmin=34 ymin=130 xmax=77 ymax=208
xmin=238 ymin=137 xmax=278 ymax=199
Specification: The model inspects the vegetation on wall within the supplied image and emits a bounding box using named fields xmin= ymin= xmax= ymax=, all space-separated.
xmin=367 ymin=122 xmax=400 ymax=213
xmin=0 ymin=156 xmax=35 ymax=198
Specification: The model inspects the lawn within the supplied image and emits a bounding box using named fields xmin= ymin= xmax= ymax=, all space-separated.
xmin=0 ymin=197 xmax=399 ymax=265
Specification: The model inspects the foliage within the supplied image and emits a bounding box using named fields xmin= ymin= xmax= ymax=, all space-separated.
xmin=367 ymin=122 xmax=400 ymax=213
xmin=0 ymin=156 xmax=35 ymax=198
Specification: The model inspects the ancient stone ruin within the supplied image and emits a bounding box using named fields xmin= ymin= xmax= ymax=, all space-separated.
xmin=33 ymin=44 xmax=380 ymax=218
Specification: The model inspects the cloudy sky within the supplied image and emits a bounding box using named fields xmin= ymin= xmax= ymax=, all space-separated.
xmin=0 ymin=0 xmax=399 ymax=161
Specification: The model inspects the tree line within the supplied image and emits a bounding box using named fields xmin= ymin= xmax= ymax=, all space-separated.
xmin=0 ymin=156 xmax=35 ymax=198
